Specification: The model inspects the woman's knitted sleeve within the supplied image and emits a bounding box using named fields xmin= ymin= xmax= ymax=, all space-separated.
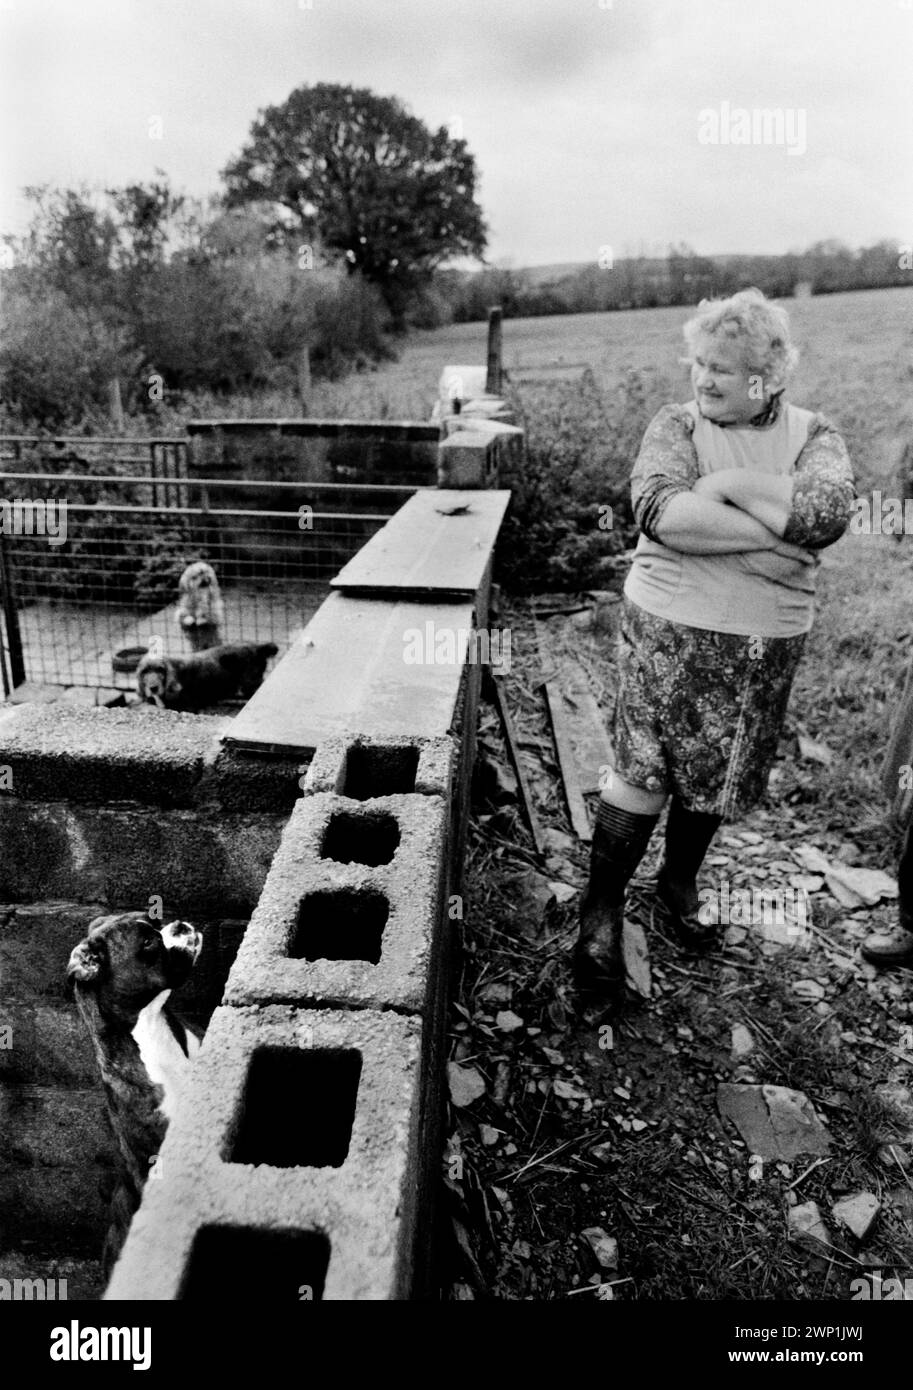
xmin=782 ymin=415 xmax=856 ymax=550
xmin=630 ymin=404 xmax=699 ymax=541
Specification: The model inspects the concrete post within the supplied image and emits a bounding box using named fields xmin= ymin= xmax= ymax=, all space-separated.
xmin=485 ymin=306 xmax=503 ymax=395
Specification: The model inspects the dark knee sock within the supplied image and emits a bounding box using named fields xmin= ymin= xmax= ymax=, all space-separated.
xmin=659 ymin=798 xmax=723 ymax=909
xmin=585 ymin=800 xmax=660 ymax=908
xmin=898 ymin=824 xmax=913 ymax=928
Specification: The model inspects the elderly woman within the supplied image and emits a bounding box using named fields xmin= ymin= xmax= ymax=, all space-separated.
xmin=576 ymin=287 xmax=855 ymax=1007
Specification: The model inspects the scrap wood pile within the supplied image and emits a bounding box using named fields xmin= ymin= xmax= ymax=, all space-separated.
xmin=443 ymin=590 xmax=913 ymax=1301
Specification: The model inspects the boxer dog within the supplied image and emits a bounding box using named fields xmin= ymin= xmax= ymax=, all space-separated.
xmin=176 ymin=561 xmax=225 ymax=651
xmin=67 ymin=912 xmax=203 ymax=1276
xmin=136 ymin=641 xmax=278 ymax=711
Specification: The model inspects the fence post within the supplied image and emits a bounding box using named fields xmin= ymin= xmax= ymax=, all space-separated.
xmin=297 ymin=345 xmax=312 ymax=414
xmin=0 ymin=532 xmax=26 ymax=691
xmin=176 ymin=440 xmax=189 ymax=511
xmin=108 ymin=377 xmax=125 ymax=433
xmin=485 ymin=306 xmax=503 ymax=395
xmin=151 ymin=441 xmax=163 ymax=511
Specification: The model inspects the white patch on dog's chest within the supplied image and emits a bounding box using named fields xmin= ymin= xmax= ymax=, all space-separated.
xmin=131 ymin=990 xmax=198 ymax=1123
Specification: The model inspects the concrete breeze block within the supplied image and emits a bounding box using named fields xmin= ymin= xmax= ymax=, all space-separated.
xmin=0 ymin=800 xmax=284 ymax=912
xmin=302 ymin=734 xmax=454 ymax=800
xmin=223 ymin=791 xmax=449 ymax=1013
xmin=203 ymin=745 xmax=309 ymax=813
xmin=437 ymin=432 xmax=497 ymax=489
xmin=0 ymin=704 xmax=227 ymax=807
xmin=105 ymin=1005 xmax=423 ymax=1301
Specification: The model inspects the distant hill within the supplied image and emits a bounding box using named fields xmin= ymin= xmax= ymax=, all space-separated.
xmin=517 ymin=254 xmax=789 ymax=285
xmin=519 ymin=262 xmax=589 ymax=285
xmin=439 ymin=244 xmax=909 ymax=323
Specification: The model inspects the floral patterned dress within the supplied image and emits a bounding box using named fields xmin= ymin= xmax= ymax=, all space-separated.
xmin=613 ymin=396 xmax=854 ymax=818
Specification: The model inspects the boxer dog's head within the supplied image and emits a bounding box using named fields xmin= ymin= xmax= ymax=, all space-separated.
xmin=67 ymin=911 xmax=204 ymax=1280
xmin=67 ymin=912 xmax=202 ymax=1024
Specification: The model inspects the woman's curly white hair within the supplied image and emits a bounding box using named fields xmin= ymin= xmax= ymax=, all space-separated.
xmin=682 ymin=287 xmax=800 ymax=393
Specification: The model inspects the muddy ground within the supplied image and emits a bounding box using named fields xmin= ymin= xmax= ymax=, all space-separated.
xmin=444 ymin=578 xmax=913 ymax=1301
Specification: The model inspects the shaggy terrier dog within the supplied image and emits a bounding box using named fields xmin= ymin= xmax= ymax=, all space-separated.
xmin=176 ymin=561 xmax=225 ymax=651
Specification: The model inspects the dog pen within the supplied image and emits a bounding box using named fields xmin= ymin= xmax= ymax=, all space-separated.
xmin=0 ymin=452 xmax=416 ymax=696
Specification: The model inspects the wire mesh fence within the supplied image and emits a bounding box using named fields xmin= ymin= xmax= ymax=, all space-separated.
xmin=0 ymin=464 xmax=415 ymax=695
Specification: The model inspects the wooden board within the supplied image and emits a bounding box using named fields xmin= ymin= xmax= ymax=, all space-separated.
xmin=559 ymin=660 xmax=615 ymax=796
xmin=491 ymin=675 xmax=546 ymax=860
xmin=331 ymin=489 xmax=511 ymax=598
xmin=543 ymin=680 xmax=593 ymax=843
xmin=224 ymin=592 xmax=476 ymax=756
xmin=531 ymin=616 xmax=613 ymax=797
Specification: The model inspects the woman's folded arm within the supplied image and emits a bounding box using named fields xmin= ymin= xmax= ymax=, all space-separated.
xmin=781 ymin=416 xmax=855 ymax=549
xmin=689 ymin=417 xmax=855 ymax=548
xmin=631 ymin=404 xmax=799 ymax=556
xmin=693 ymin=470 xmax=793 ymax=536
xmin=652 ymin=491 xmax=802 ymax=555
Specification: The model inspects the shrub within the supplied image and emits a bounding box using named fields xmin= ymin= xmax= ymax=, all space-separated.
xmin=1 ymin=217 xmax=395 ymax=429
xmin=0 ymin=282 xmax=142 ymax=429
xmin=495 ymin=366 xmax=671 ymax=593
xmin=309 ymin=274 xmax=394 ymax=378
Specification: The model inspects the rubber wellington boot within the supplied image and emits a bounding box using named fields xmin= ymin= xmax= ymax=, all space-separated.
xmin=654 ymin=799 xmax=723 ymax=952
xmin=574 ymin=888 xmax=627 ymax=1009
xmin=573 ymin=802 xmax=658 ymax=1009
xmin=655 ymin=867 xmax=718 ymax=951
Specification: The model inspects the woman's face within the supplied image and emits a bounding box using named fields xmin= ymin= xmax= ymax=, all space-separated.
xmin=690 ymin=333 xmax=768 ymax=425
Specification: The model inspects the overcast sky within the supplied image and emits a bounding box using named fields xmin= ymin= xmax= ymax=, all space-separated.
xmin=1 ymin=0 xmax=910 ymax=266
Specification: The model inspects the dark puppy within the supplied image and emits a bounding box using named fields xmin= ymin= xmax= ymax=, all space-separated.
xmin=136 ymin=641 xmax=278 ymax=711
xmin=67 ymin=912 xmax=203 ymax=1277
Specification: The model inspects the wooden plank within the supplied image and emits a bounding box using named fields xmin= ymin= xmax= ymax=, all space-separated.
xmin=531 ymin=617 xmax=613 ymax=795
xmin=490 ymin=675 xmax=546 ymax=861
xmin=543 ymin=680 xmax=592 ymax=842
xmin=559 ymin=660 xmax=614 ymax=795
xmin=331 ymin=489 xmax=511 ymax=598
xmin=224 ymin=592 xmax=476 ymax=756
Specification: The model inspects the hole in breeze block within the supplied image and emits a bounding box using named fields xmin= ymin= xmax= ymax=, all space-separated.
xmin=292 ymin=888 xmax=389 ymax=964
xmin=229 ymin=1047 xmax=362 ymax=1168
xmin=340 ymin=744 xmax=419 ymax=800
xmin=321 ymin=810 xmax=400 ymax=866
xmin=180 ymin=1226 xmax=330 ymax=1300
